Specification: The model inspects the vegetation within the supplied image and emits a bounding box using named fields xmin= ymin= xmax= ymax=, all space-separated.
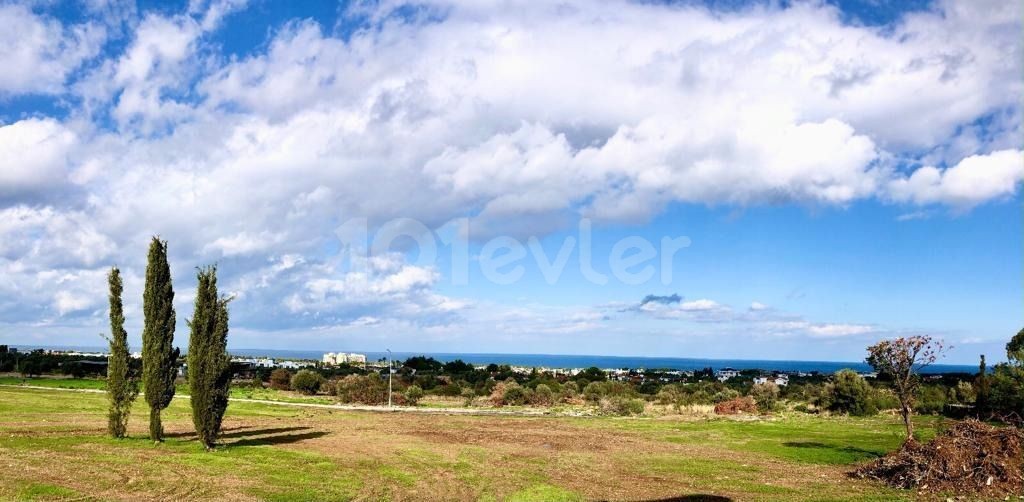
xmin=749 ymin=382 xmax=779 ymax=412
xmin=105 ymin=267 xmax=139 ymax=439
xmin=187 ymin=266 xmax=233 ymax=449
xmin=866 ymin=336 xmax=944 ymax=441
xmin=290 ymin=369 xmax=325 ymax=395
xmin=822 ymin=369 xmax=878 ymax=416
xmin=268 ymin=368 xmax=291 ymax=390
xmin=0 ymin=385 xmax=943 ymax=501
xmin=141 ymin=237 xmax=180 ymax=442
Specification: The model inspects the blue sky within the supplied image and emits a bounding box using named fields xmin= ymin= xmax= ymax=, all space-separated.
xmin=0 ymin=0 xmax=1020 ymax=364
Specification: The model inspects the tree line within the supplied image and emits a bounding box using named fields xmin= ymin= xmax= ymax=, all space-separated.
xmin=105 ymin=237 xmax=232 ymax=450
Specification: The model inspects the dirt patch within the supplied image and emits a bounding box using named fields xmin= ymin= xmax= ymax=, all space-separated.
xmin=404 ymin=418 xmax=654 ymax=452
xmin=854 ymin=419 xmax=1024 ymax=496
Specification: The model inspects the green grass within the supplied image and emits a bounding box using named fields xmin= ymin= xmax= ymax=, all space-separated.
xmin=592 ymin=413 xmax=944 ymax=466
xmin=506 ymin=484 xmax=582 ymax=502
xmin=0 ymin=376 xmax=107 ymax=390
xmin=0 ymin=385 xmax=943 ymax=501
xmin=15 ymin=483 xmax=82 ymax=501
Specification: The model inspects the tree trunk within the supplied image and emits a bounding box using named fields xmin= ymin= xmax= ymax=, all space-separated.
xmin=149 ymin=408 xmax=163 ymax=442
xmin=901 ymin=404 xmax=914 ymax=442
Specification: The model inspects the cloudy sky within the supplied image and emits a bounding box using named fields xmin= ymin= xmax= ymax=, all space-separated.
xmin=0 ymin=0 xmax=1020 ymax=363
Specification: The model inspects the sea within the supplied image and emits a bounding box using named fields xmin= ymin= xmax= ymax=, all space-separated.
xmin=8 ymin=345 xmax=980 ymax=374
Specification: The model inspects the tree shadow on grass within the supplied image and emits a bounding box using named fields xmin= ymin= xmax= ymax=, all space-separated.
xmin=782 ymin=441 xmax=883 ymax=459
xmin=165 ymin=425 xmax=313 ymax=441
xmin=218 ymin=426 xmax=311 ymax=439
xmin=226 ymin=430 xmax=329 ymax=447
xmin=640 ymin=496 xmax=732 ymax=502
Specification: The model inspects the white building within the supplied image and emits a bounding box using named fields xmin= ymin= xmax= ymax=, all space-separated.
xmin=716 ymin=368 xmax=740 ymax=381
xmin=754 ymin=374 xmax=789 ymax=386
xmin=322 ymin=352 xmax=367 ymax=366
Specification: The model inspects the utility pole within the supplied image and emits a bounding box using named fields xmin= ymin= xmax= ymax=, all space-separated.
xmin=386 ymin=348 xmax=392 ymax=407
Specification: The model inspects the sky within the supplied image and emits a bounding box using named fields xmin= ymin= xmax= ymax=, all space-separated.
xmin=0 ymin=0 xmax=1020 ymax=364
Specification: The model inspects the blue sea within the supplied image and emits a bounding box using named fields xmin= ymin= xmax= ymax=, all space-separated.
xmin=10 ymin=345 xmax=979 ymax=374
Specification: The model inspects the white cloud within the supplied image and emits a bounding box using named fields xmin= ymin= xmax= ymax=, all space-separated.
xmin=0 ymin=4 xmax=106 ymax=95
xmin=0 ymin=119 xmax=77 ymax=199
xmin=0 ymin=0 xmax=1020 ymax=348
xmin=887 ymin=149 xmax=1024 ymax=209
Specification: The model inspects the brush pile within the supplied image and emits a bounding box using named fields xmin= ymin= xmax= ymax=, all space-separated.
xmin=855 ymin=419 xmax=1024 ymax=496
xmin=714 ymin=396 xmax=757 ymax=415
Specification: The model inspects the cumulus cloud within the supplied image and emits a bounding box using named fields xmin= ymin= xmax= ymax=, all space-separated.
xmin=887 ymin=149 xmax=1024 ymax=209
xmin=0 ymin=0 xmax=1019 ymax=348
xmin=0 ymin=4 xmax=106 ymax=95
xmin=0 ymin=119 xmax=78 ymax=201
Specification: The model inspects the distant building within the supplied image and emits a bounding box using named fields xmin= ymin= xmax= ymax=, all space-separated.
xmin=754 ymin=374 xmax=789 ymax=386
xmin=232 ymin=357 xmax=275 ymax=368
xmin=322 ymin=352 xmax=367 ymax=366
xmin=716 ymin=368 xmax=740 ymax=381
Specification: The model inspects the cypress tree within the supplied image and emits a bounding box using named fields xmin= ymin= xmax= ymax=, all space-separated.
xmin=975 ymin=354 xmax=990 ymax=416
xmin=105 ymin=267 xmax=138 ymax=438
xmin=142 ymin=237 xmax=179 ymax=442
xmin=187 ymin=266 xmax=233 ymax=449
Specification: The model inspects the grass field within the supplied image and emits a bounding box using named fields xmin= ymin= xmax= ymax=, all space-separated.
xmin=0 ymin=385 xmax=947 ymax=501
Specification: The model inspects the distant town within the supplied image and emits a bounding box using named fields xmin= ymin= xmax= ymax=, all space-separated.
xmin=7 ymin=346 xmax=893 ymax=384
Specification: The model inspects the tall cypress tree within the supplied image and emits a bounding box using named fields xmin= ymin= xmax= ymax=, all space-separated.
xmin=975 ymin=354 xmax=990 ymax=416
xmin=106 ymin=267 xmax=138 ymax=438
xmin=187 ymin=266 xmax=233 ymax=449
xmin=142 ymin=237 xmax=179 ymax=442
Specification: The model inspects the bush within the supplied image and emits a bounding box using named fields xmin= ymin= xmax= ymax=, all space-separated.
xmin=950 ymin=381 xmax=976 ymax=404
xmin=602 ymin=397 xmax=645 ymax=416
xmin=461 ymin=387 xmax=476 ymax=407
xmin=560 ymin=381 xmax=579 ymax=402
xmin=269 ymin=368 xmax=292 ymax=390
xmin=404 ymin=385 xmax=424 ymax=406
xmin=290 ymin=370 xmax=325 ymax=395
xmin=749 ymin=382 xmax=780 ymax=412
xmin=915 ymin=384 xmax=948 ymax=415
xmin=503 ymin=385 xmax=527 ymax=406
xmin=582 ymin=380 xmax=636 ymax=403
xmin=989 ymin=364 xmax=1024 ymax=423
xmin=435 ymin=383 xmax=462 ymax=397
xmin=823 ymin=369 xmax=878 ymax=416
xmin=333 ymin=374 xmax=387 ymax=405
xmin=531 ymin=384 xmax=554 ymax=406
xmin=490 ymin=379 xmax=527 ymax=406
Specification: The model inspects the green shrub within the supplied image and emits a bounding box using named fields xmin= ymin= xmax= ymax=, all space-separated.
xmin=503 ymin=385 xmax=527 ymax=406
xmin=793 ymin=403 xmax=813 ymax=414
xmin=602 ymin=397 xmax=645 ymax=416
xmin=560 ymin=381 xmax=579 ymax=402
xmin=823 ymin=369 xmax=877 ymax=416
xmin=531 ymin=384 xmax=554 ymax=406
xmin=461 ymin=387 xmax=476 ymax=407
xmin=583 ymin=381 xmax=604 ymax=402
xmin=290 ymin=370 xmax=325 ymax=395
xmin=404 ymin=385 xmax=424 ymax=406
xmin=749 ymin=382 xmax=780 ymax=412
xmin=333 ymin=374 xmax=387 ymax=405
